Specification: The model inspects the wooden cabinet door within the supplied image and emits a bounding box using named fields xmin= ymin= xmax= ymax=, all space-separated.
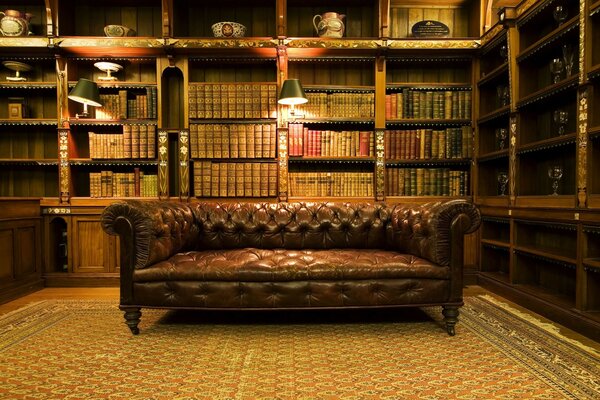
xmin=71 ymin=216 xmax=117 ymax=273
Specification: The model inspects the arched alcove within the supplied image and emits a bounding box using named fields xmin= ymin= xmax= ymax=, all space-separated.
xmin=161 ymin=66 xmax=184 ymax=129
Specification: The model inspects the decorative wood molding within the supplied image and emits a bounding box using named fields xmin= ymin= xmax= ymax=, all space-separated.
xmin=480 ymin=24 xmax=505 ymax=47
xmin=168 ymin=38 xmax=278 ymax=49
xmin=509 ymin=115 xmax=517 ymax=206
xmin=285 ymin=39 xmax=382 ymax=49
xmin=388 ymin=39 xmax=480 ymax=49
xmin=375 ymin=129 xmax=385 ymax=201
xmin=178 ymin=130 xmax=189 ymax=199
xmin=577 ymin=87 xmax=588 ymax=208
xmin=58 ymin=128 xmax=70 ymax=203
xmin=579 ymin=0 xmax=586 ymax=85
xmin=278 ymin=128 xmax=288 ymax=201
xmin=158 ymin=130 xmax=169 ymax=200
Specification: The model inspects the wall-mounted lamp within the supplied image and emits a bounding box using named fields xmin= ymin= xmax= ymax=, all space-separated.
xmin=278 ymin=79 xmax=308 ymax=119
xmin=68 ymin=78 xmax=102 ymax=118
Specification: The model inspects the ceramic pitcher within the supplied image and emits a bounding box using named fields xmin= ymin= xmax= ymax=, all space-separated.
xmin=0 ymin=10 xmax=33 ymax=36
xmin=313 ymin=12 xmax=345 ymax=38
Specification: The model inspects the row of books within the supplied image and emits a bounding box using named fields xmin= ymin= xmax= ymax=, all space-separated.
xmin=294 ymin=92 xmax=375 ymax=119
xmin=89 ymin=170 xmax=157 ymax=198
xmin=288 ymin=124 xmax=374 ymax=157
xmin=193 ymin=161 xmax=277 ymax=198
xmin=94 ymin=87 xmax=158 ymax=120
xmin=189 ymin=123 xmax=276 ymax=159
xmin=385 ymin=90 xmax=471 ymax=120
xmin=289 ymin=172 xmax=373 ymax=197
xmin=188 ymin=83 xmax=278 ymax=119
xmin=89 ymin=125 xmax=156 ymax=159
xmin=385 ymin=127 xmax=472 ymax=160
xmin=385 ymin=168 xmax=469 ymax=196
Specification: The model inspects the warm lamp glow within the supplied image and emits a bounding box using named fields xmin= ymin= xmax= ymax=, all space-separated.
xmin=68 ymin=78 xmax=102 ymax=118
xmin=278 ymin=79 xmax=308 ymax=106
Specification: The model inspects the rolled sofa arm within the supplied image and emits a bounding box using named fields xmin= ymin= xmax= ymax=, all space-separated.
xmin=101 ymin=200 xmax=199 ymax=270
xmin=387 ymin=199 xmax=481 ymax=267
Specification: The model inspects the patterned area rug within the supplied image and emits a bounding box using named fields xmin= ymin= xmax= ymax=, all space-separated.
xmin=0 ymin=295 xmax=598 ymax=399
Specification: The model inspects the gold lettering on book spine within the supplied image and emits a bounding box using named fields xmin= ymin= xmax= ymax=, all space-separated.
xmin=577 ymin=88 xmax=588 ymax=208
xmin=375 ymin=129 xmax=385 ymax=201
xmin=158 ymin=130 xmax=169 ymax=199
xmin=179 ymin=130 xmax=189 ymax=199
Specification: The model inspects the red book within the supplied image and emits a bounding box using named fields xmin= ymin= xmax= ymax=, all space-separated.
xmin=360 ymin=131 xmax=370 ymax=157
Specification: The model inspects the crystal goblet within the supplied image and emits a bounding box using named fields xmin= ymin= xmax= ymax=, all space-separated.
xmin=553 ymin=6 xmax=568 ymax=26
xmin=548 ymin=165 xmax=563 ymax=195
xmin=553 ymin=110 xmax=568 ymax=136
xmin=550 ymin=58 xmax=564 ymax=84
xmin=497 ymin=172 xmax=508 ymax=196
xmin=562 ymin=44 xmax=574 ymax=77
xmin=495 ymin=128 xmax=508 ymax=150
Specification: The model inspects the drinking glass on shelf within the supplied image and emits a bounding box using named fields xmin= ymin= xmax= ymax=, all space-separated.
xmin=550 ymin=58 xmax=564 ymax=84
xmin=548 ymin=165 xmax=563 ymax=195
xmin=562 ymin=44 xmax=575 ymax=77
xmin=499 ymin=45 xmax=508 ymax=62
xmin=495 ymin=128 xmax=508 ymax=149
xmin=496 ymin=84 xmax=509 ymax=107
xmin=553 ymin=5 xmax=568 ymax=26
xmin=553 ymin=110 xmax=568 ymax=136
xmin=497 ymin=172 xmax=508 ymax=196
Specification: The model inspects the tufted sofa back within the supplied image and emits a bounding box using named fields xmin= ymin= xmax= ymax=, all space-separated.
xmin=190 ymin=202 xmax=391 ymax=250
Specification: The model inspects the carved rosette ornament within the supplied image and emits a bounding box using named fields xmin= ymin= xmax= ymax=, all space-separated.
xmin=58 ymin=128 xmax=70 ymax=203
xmin=577 ymin=88 xmax=588 ymax=208
xmin=509 ymin=116 xmax=517 ymax=205
xmin=179 ymin=130 xmax=189 ymax=198
xmin=278 ymin=128 xmax=289 ymax=201
xmin=375 ymin=129 xmax=385 ymax=201
xmin=158 ymin=130 xmax=169 ymax=199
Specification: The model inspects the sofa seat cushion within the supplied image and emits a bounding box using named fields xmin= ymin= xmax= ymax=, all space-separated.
xmin=133 ymin=248 xmax=450 ymax=283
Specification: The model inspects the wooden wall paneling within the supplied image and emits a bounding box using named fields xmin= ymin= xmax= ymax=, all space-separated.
xmin=0 ymin=227 xmax=14 ymax=281
xmin=71 ymin=216 xmax=115 ymax=274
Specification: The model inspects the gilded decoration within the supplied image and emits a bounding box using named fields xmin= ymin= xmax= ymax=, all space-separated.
xmin=56 ymin=38 xmax=164 ymax=48
xmin=0 ymin=37 xmax=48 ymax=47
xmin=517 ymin=0 xmax=542 ymax=18
xmin=579 ymin=0 xmax=586 ymax=85
xmin=285 ymin=39 xmax=381 ymax=49
xmin=179 ymin=130 xmax=189 ymax=198
xmin=158 ymin=131 xmax=168 ymax=199
xmin=58 ymin=129 xmax=70 ymax=203
xmin=388 ymin=39 xmax=480 ymax=49
xmin=170 ymin=38 xmax=278 ymax=49
xmin=375 ymin=130 xmax=385 ymax=201
xmin=278 ymin=128 xmax=288 ymax=201
xmin=480 ymin=25 xmax=505 ymax=47
xmin=509 ymin=116 xmax=517 ymax=205
xmin=577 ymin=88 xmax=588 ymax=207
xmin=42 ymin=208 xmax=71 ymax=215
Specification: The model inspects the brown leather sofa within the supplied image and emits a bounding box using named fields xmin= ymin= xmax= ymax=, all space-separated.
xmin=101 ymin=200 xmax=480 ymax=335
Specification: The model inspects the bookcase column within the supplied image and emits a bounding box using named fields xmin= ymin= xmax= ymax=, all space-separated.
xmin=157 ymin=130 xmax=169 ymax=199
xmin=58 ymin=127 xmax=70 ymax=203
xmin=178 ymin=129 xmax=190 ymax=200
xmin=375 ymin=55 xmax=386 ymax=201
xmin=577 ymin=86 xmax=589 ymax=208
xmin=277 ymin=45 xmax=289 ymax=201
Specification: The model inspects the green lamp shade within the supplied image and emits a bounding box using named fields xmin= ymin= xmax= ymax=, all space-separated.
xmin=68 ymin=78 xmax=102 ymax=107
xmin=278 ymin=79 xmax=308 ymax=105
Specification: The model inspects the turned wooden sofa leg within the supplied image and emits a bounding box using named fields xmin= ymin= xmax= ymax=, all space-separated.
xmin=122 ymin=307 xmax=142 ymax=335
xmin=442 ymin=305 xmax=459 ymax=336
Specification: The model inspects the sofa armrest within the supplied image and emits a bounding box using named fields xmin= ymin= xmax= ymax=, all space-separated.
xmin=101 ymin=200 xmax=199 ymax=270
xmin=387 ymin=200 xmax=481 ymax=267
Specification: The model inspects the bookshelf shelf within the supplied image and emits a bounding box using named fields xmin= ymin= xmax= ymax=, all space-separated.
xmin=591 ymin=0 xmax=600 ymax=16
xmin=477 ymin=63 xmax=509 ymax=87
xmin=477 ymin=106 xmax=510 ymax=124
xmin=516 ymin=75 xmax=578 ymax=109
xmin=385 ymin=119 xmax=471 ymax=127
xmin=0 ymin=159 xmax=59 ymax=166
xmin=477 ymin=149 xmax=509 ymax=162
xmin=0 ymin=119 xmax=57 ymax=126
xmin=516 ymin=16 xmax=579 ymax=63
xmin=69 ymin=159 xmax=159 ymax=166
xmin=516 ymin=134 xmax=576 ymax=154
xmin=385 ymin=159 xmax=471 ymax=167
xmin=68 ymin=119 xmax=157 ymax=126
xmin=289 ymin=157 xmax=375 ymax=163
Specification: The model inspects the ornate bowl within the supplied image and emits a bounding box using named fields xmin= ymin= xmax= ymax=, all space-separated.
xmin=211 ymin=21 xmax=246 ymax=38
xmin=104 ymin=24 xmax=135 ymax=37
